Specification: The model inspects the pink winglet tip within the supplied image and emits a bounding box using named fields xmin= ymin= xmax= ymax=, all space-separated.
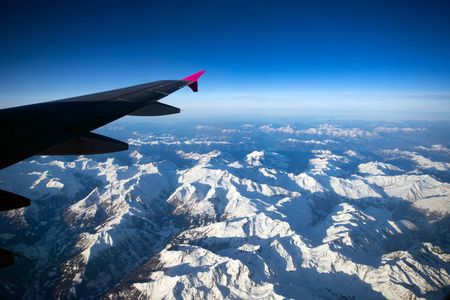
xmin=183 ymin=70 xmax=205 ymax=82
xmin=182 ymin=70 xmax=205 ymax=92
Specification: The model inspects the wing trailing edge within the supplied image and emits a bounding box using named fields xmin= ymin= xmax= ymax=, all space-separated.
xmin=128 ymin=102 xmax=180 ymax=116
xmin=0 ymin=190 xmax=31 ymax=212
xmin=40 ymin=132 xmax=128 ymax=155
xmin=0 ymin=248 xmax=14 ymax=268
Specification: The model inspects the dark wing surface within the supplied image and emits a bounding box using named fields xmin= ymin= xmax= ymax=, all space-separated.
xmin=0 ymin=71 xmax=204 ymax=214
xmin=0 ymin=71 xmax=205 ymax=170
xmin=0 ymin=71 xmax=205 ymax=267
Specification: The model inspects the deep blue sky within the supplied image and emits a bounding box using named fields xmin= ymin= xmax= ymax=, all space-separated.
xmin=1 ymin=0 xmax=449 ymax=121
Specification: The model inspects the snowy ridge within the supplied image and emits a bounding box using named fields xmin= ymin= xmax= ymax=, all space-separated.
xmin=378 ymin=149 xmax=450 ymax=172
xmin=415 ymin=144 xmax=450 ymax=154
xmin=0 ymin=121 xmax=449 ymax=299
xmin=358 ymin=162 xmax=404 ymax=175
xmin=105 ymin=147 xmax=449 ymax=299
xmin=308 ymin=150 xmax=350 ymax=176
xmin=259 ymin=124 xmax=378 ymax=139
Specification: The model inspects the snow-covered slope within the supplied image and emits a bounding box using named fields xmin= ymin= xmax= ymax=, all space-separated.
xmin=0 ymin=121 xmax=449 ymax=300
xmin=104 ymin=148 xmax=450 ymax=300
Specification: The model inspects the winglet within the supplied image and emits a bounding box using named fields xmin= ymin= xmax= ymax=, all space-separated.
xmin=182 ymin=70 xmax=205 ymax=92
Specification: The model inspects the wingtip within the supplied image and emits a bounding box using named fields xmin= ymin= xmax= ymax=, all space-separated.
xmin=182 ymin=70 xmax=205 ymax=82
xmin=183 ymin=71 xmax=205 ymax=92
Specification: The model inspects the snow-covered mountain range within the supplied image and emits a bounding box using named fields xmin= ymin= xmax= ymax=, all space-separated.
xmin=0 ymin=121 xmax=449 ymax=299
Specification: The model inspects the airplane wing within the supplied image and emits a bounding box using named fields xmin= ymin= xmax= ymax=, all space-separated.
xmin=0 ymin=71 xmax=205 ymax=267
xmin=0 ymin=70 xmax=205 ymax=210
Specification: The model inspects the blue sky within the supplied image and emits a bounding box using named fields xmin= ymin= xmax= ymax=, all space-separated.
xmin=1 ymin=0 xmax=449 ymax=121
